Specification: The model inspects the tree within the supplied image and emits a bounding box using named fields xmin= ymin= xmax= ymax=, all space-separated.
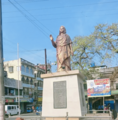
xmin=72 ymin=23 xmax=118 ymax=79
xmin=93 ymin=23 xmax=118 ymax=60
xmin=72 ymin=36 xmax=102 ymax=79
xmin=92 ymin=23 xmax=118 ymax=80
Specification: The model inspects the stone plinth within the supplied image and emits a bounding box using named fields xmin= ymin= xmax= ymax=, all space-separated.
xmin=41 ymin=70 xmax=87 ymax=117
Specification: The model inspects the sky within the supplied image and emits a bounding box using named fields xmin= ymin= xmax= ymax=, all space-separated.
xmin=1 ymin=0 xmax=118 ymax=72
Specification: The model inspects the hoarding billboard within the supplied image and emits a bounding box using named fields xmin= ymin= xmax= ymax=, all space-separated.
xmin=87 ymin=78 xmax=111 ymax=97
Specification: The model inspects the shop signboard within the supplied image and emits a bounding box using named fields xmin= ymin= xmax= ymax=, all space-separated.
xmin=5 ymin=99 xmax=14 ymax=103
xmin=87 ymin=78 xmax=111 ymax=97
xmin=38 ymin=98 xmax=42 ymax=102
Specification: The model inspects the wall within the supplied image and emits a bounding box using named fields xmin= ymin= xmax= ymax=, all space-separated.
xmin=4 ymin=59 xmax=21 ymax=81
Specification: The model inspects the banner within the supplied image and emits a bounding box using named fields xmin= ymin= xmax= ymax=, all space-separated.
xmin=5 ymin=99 xmax=14 ymax=103
xmin=87 ymin=78 xmax=111 ymax=97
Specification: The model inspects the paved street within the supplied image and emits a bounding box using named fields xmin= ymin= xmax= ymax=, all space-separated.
xmin=6 ymin=112 xmax=42 ymax=120
xmin=5 ymin=112 xmax=113 ymax=120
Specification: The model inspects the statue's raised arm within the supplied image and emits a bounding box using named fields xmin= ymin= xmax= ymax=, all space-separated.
xmin=50 ymin=34 xmax=57 ymax=48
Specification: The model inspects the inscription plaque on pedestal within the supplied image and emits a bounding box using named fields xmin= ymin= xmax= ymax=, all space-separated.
xmin=53 ymin=81 xmax=67 ymax=109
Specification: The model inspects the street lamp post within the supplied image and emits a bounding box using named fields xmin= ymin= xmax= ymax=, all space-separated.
xmin=0 ymin=0 xmax=5 ymax=120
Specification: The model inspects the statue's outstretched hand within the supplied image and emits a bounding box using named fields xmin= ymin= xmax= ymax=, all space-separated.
xmin=50 ymin=35 xmax=53 ymax=41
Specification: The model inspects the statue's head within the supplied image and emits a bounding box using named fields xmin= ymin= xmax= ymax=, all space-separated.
xmin=59 ymin=26 xmax=66 ymax=35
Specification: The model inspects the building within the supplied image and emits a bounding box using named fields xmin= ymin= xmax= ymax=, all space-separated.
xmin=38 ymin=63 xmax=51 ymax=73
xmin=85 ymin=65 xmax=118 ymax=112
xmin=4 ymin=58 xmax=45 ymax=112
xmin=34 ymin=66 xmax=44 ymax=106
xmin=4 ymin=76 xmax=23 ymax=111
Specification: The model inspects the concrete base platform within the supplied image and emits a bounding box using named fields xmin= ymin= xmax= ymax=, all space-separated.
xmin=41 ymin=70 xmax=87 ymax=117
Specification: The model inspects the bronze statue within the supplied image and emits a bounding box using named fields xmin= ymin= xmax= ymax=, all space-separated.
xmin=50 ymin=26 xmax=73 ymax=72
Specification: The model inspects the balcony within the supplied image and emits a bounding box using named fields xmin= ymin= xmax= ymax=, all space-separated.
xmin=22 ymin=83 xmax=34 ymax=88
xmin=38 ymin=87 xmax=43 ymax=90
xmin=36 ymin=77 xmax=43 ymax=81
xmin=5 ymin=93 xmax=23 ymax=98
xmin=21 ymin=71 xmax=34 ymax=78
xmin=23 ymin=94 xmax=29 ymax=98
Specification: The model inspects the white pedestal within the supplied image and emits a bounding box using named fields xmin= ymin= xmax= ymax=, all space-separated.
xmin=41 ymin=70 xmax=87 ymax=117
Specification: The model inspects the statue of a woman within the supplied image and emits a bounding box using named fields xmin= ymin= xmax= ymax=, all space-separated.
xmin=50 ymin=26 xmax=73 ymax=72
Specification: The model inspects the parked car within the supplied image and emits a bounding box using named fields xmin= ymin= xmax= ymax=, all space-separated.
xmin=26 ymin=105 xmax=33 ymax=113
xmin=5 ymin=105 xmax=21 ymax=115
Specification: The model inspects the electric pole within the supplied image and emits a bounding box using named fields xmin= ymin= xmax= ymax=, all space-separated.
xmin=45 ymin=49 xmax=47 ymax=73
xmin=0 ymin=0 xmax=5 ymax=120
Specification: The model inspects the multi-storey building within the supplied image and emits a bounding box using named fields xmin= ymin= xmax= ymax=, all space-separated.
xmin=85 ymin=65 xmax=118 ymax=112
xmin=4 ymin=58 xmax=45 ymax=112
xmin=4 ymin=74 xmax=23 ymax=111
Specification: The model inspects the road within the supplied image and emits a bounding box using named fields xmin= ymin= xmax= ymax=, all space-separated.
xmin=6 ymin=112 xmax=42 ymax=120
xmin=5 ymin=112 xmax=114 ymax=120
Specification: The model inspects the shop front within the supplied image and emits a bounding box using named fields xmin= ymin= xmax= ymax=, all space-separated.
xmin=5 ymin=99 xmax=14 ymax=103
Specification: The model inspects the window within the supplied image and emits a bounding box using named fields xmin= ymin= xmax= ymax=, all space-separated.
xmin=20 ymin=90 xmax=22 ymax=95
xmin=21 ymin=65 xmax=25 ymax=72
xmin=30 ymin=68 xmax=33 ymax=74
xmin=34 ymin=83 xmax=37 ymax=87
xmin=26 ymin=66 xmax=29 ymax=73
xmin=21 ymin=76 xmax=25 ymax=83
xmin=26 ymin=77 xmax=29 ymax=84
xmin=15 ymin=89 xmax=18 ymax=95
xmin=39 ymin=81 xmax=41 ymax=86
xmin=9 ymin=89 xmax=14 ymax=96
xmin=13 ymin=106 xmax=16 ymax=109
xmin=30 ymin=79 xmax=33 ymax=85
xmin=9 ymin=66 xmax=13 ymax=73
xmin=38 ymin=82 xmax=40 ymax=86
xmin=12 ymin=106 xmax=14 ymax=109
xmin=8 ymin=106 xmax=11 ymax=110
xmin=35 ymin=74 xmax=36 ymax=78
xmin=38 ymin=90 xmax=42 ymax=96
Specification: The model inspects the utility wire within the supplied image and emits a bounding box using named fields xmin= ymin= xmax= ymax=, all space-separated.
xmin=8 ymin=0 xmax=49 ymax=39
xmin=3 ymin=8 xmax=118 ymax=18
xmin=3 ymin=37 xmax=45 ymax=60
xmin=4 ymin=49 xmax=45 ymax=53
xmin=14 ymin=0 xmax=55 ymax=36
xmin=3 ymin=0 xmax=118 ymax=11
xmin=3 ymin=12 xmax=118 ymax=23
xmin=3 ymin=0 xmax=48 ymax=5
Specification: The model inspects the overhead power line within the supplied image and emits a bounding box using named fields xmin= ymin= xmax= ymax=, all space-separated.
xmin=2 ymin=1 xmax=118 ymax=12
xmin=3 ymin=37 xmax=45 ymax=60
xmin=8 ymin=0 xmax=49 ymax=39
xmin=3 ymin=12 xmax=118 ymax=23
xmin=4 ymin=49 xmax=45 ymax=53
xmin=2 ymin=8 xmax=118 ymax=19
xmin=14 ymin=0 xmax=55 ymax=36
xmin=2 ymin=0 xmax=48 ymax=5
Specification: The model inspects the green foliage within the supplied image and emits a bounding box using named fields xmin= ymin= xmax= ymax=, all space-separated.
xmin=72 ymin=23 xmax=118 ymax=79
